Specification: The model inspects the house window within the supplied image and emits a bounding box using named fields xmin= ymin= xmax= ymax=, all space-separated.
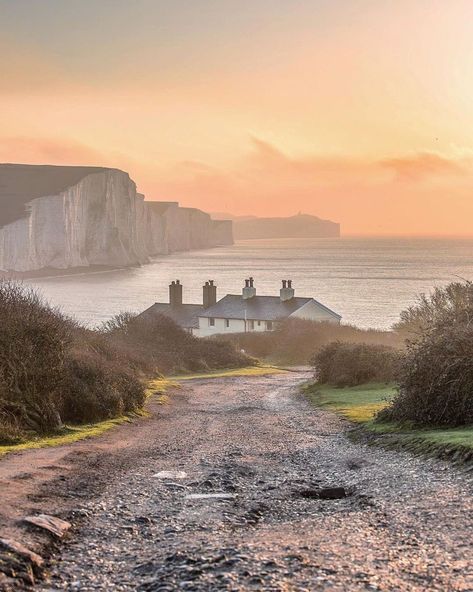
xmin=225 ymin=319 xmax=230 ymax=328
xmin=266 ymin=321 xmax=273 ymax=330
xmin=257 ymin=320 xmax=261 ymax=326
xmin=248 ymin=320 xmax=255 ymax=330
xmin=209 ymin=317 xmax=215 ymax=327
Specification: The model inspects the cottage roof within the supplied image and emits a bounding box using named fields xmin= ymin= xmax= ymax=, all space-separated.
xmin=138 ymin=303 xmax=203 ymax=328
xmin=198 ymin=294 xmax=319 ymax=321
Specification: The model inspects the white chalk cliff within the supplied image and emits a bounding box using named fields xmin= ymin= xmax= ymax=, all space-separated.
xmin=0 ymin=164 xmax=233 ymax=272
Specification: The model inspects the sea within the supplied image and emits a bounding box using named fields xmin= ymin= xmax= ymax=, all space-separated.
xmin=26 ymin=237 xmax=473 ymax=330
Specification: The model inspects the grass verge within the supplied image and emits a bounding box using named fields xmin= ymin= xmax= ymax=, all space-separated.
xmin=304 ymin=382 xmax=473 ymax=463
xmin=170 ymin=364 xmax=285 ymax=381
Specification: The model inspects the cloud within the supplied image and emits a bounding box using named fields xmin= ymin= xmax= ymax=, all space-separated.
xmin=380 ymin=152 xmax=467 ymax=181
xmin=144 ymin=137 xmax=473 ymax=235
xmin=0 ymin=137 xmax=105 ymax=165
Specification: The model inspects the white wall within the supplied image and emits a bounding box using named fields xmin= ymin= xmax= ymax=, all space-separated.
xmin=290 ymin=299 xmax=341 ymax=324
xmin=195 ymin=317 xmax=276 ymax=337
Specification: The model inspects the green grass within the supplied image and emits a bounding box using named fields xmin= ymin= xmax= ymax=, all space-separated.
xmin=305 ymin=382 xmax=473 ymax=458
xmin=170 ymin=364 xmax=285 ymax=381
xmin=0 ymin=416 xmax=133 ymax=457
xmin=305 ymin=382 xmax=396 ymax=424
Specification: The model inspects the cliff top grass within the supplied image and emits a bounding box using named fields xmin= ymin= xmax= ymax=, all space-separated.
xmin=305 ymin=382 xmax=473 ymax=453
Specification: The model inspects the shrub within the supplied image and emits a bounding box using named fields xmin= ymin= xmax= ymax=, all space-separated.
xmin=312 ymin=341 xmax=400 ymax=387
xmin=378 ymin=322 xmax=473 ymax=427
xmin=222 ymin=318 xmax=401 ymax=365
xmin=101 ymin=312 xmax=252 ymax=375
xmin=393 ymin=281 xmax=473 ymax=337
xmin=61 ymin=330 xmax=145 ymax=424
xmin=0 ymin=281 xmax=74 ymax=434
xmin=380 ymin=280 xmax=473 ymax=427
xmin=0 ymin=281 xmax=146 ymax=439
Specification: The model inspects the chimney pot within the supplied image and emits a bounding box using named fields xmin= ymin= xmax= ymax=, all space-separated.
xmin=203 ymin=279 xmax=217 ymax=309
xmin=169 ymin=279 xmax=183 ymax=307
xmin=280 ymin=279 xmax=295 ymax=302
xmin=242 ymin=277 xmax=256 ymax=299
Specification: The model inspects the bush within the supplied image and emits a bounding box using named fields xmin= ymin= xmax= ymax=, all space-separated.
xmin=393 ymin=281 xmax=473 ymax=337
xmin=222 ymin=318 xmax=401 ymax=365
xmin=0 ymin=282 xmax=146 ymax=441
xmin=312 ymin=341 xmax=400 ymax=387
xmin=61 ymin=330 xmax=145 ymax=424
xmin=379 ymin=320 xmax=473 ymax=427
xmin=0 ymin=281 xmax=73 ymax=435
xmin=101 ymin=313 xmax=252 ymax=375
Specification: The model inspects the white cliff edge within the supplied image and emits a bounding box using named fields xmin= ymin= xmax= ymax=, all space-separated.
xmin=0 ymin=167 xmax=233 ymax=272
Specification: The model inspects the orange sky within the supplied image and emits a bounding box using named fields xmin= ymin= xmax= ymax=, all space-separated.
xmin=1 ymin=0 xmax=473 ymax=235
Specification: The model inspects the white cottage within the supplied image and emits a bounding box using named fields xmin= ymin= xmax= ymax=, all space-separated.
xmin=139 ymin=278 xmax=341 ymax=337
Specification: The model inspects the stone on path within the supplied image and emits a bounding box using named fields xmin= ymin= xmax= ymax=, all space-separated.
xmin=153 ymin=470 xmax=187 ymax=480
xmin=23 ymin=514 xmax=71 ymax=538
xmin=0 ymin=538 xmax=44 ymax=585
xmin=0 ymin=539 xmax=44 ymax=568
xmin=185 ymin=493 xmax=236 ymax=501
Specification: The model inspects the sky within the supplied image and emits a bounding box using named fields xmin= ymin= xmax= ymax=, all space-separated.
xmin=1 ymin=0 xmax=473 ymax=235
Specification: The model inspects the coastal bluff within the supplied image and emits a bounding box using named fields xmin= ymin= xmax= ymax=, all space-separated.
xmin=0 ymin=164 xmax=233 ymax=272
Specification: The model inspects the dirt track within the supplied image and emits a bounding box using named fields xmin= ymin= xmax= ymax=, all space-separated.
xmin=1 ymin=371 xmax=472 ymax=591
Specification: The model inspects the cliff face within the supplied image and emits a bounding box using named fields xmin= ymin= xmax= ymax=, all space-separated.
xmin=0 ymin=165 xmax=233 ymax=272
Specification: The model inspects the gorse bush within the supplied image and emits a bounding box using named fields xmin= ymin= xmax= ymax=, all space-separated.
xmin=0 ymin=282 xmax=147 ymax=442
xmin=221 ymin=318 xmax=401 ymax=365
xmin=0 ymin=282 xmax=73 ymax=435
xmin=312 ymin=341 xmax=400 ymax=387
xmin=380 ymin=281 xmax=473 ymax=427
xmin=393 ymin=281 xmax=473 ymax=337
xmin=101 ymin=312 xmax=252 ymax=375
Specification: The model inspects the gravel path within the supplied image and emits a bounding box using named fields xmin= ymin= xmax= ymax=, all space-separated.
xmin=38 ymin=372 xmax=472 ymax=591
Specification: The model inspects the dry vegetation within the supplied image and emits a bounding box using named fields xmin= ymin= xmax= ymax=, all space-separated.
xmin=379 ymin=282 xmax=473 ymax=427
xmin=219 ymin=317 xmax=402 ymax=366
xmin=0 ymin=282 xmax=251 ymax=444
xmin=312 ymin=342 xmax=400 ymax=387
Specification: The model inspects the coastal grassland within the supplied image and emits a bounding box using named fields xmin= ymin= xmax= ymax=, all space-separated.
xmin=304 ymin=382 xmax=473 ymax=461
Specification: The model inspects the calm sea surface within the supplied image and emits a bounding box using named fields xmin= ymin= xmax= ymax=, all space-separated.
xmin=27 ymin=238 xmax=473 ymax=330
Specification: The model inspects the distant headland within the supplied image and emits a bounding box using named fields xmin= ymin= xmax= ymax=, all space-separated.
xmin=212 ymin=212 xmax=340 ymax=240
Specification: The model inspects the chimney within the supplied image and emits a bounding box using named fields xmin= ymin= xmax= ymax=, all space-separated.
xmin=242 ymin=277 xmax=256 ymax=300
xmin=280 ymin=279 xmax=295 ymax=301
xmin=203 ymin=279 xmax=217 ymax=309
xmin=169 ymin=279 xmax=183 ymax=307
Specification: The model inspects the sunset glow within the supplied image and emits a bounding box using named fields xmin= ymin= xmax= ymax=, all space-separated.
xmin=2 ymin=0 xmax=473 ymax=235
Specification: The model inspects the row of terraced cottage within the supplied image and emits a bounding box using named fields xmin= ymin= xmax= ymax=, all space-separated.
xmin=139 ymin=278 xmax=341 ymax=337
